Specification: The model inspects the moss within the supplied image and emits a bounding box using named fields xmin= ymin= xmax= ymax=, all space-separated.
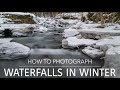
xmin=5 ymin=14 xmax=36 ymax=24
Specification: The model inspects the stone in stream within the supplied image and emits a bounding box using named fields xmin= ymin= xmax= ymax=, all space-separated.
xmin=82 ymin=46 xmax=104 ymax=58
xmin=0 ymin=42 xmax=30 ymax=60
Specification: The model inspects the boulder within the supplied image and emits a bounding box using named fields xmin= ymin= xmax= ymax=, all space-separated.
xmin=104 ymin=46 xmax=120 ymax=78
xmin=0 ymin=42 xmax=30 ymax=60
xmin=66 ymin=37 xmax=97 ymax=47
xmin=95 ymin=36 xmax=120 ymax=47
xmin=82 ymin=46 xmax=104 ymax=58
xmin=63 ymin=29 xmax=80 ymax=38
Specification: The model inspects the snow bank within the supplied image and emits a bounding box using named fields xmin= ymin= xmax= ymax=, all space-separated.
xmin=0 ymin=42 xmax=30 ymax=60
xmin=82 ymin=46 xmax=104 ymax=58
xmin=63 ymin=29 xmax=80 ymax=38
xmin=95 ymin=36 xmax=120 ymax=47
xmin=0 ymin=24 xmax=31 ymax=29
xmin=69 ymin=23 xmax=120 ymax=39
xmin=0 ymin=38 xmax=13 ymax=44
xmin=0 ymin=24 xmax=49 ymax=37
xmin=65 ymin=37 xmax=97 ymax=47
xmin=12 ymin=32 xmax=28 ymax=37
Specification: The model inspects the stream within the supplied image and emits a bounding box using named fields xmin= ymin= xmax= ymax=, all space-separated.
xmin=0 ymin=28 xmax=104 ymax=78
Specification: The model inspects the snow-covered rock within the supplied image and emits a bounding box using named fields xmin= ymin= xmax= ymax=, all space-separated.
xmin=95 ymin=36 xmax=120 ymax=47
xmin=0 ymin=12 xmax=38 ymax=24
xmin=0 ymin=24 xmax=35 ymax=37
xmin=82 ymin=46 xmax=104 ymax=58
xmin=55 ymin=13 xmax=83 ymax=19
xmin=0 ymin=42 xmax=30 ymax=60
xmin=64 ymin=23 xmax=120 ymax=39
xmin=104 ymin=46 xmax=120 ymax=78
xmin=63 ymin=29 xmax=80 ymax=38
xmin=71 ymin=22 xmax=82 ymax=29
xmin=33 ymin=25 xmax=48 ymax=33
xmin=62 ymin=37 xmax=97 ymax=48
xmin=0 ymin=38 xmax=13 ymax=44
xmin=36 ymin=17 xmax=70 ymax=29
xmin=12 ymin=32 xmax=28 ymax=37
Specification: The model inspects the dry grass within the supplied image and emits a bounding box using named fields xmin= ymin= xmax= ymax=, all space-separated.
xmin=5 ymin=14 xmax=36 ymax=24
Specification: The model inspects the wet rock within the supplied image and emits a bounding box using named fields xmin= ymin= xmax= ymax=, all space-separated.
xmin=62 ymin=39 xmax=68 ymax=48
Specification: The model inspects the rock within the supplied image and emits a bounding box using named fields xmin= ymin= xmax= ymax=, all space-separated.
xmin=0 ymin=38 xmax=13 ymax=45
xmin=63 ymin=29 xmax=80 ymax=38
xmin=104 ymin=46 xmax=120 ymax=78
xmin=0 ymin=42 xmax=30 ymax=60
xmin=33 ymin=25 xmax=48 ymax=33
xmin=55 ymin=13 xmax=81 ymax=19
xmin=75 ymin=34 xmax=82 ymax=39
xmin=95 ymin=36 xmax=120 ymax=47
xmin=95 ymin=35 xmax=101 ymax=39
xmin=62 ymin=39 xmax=68 ymax=48
xmin=12 ymin=32 xmax=27 ymax=37
xmin=66 ymin=37 xmax=97 ymax=47
xmin=71 ymin=22 xmax=82 ymax=29
xmin=82 ymin=46 xmax=104 ymax=58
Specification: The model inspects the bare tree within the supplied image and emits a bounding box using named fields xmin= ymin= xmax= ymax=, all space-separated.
xmin=100 ymin=12 xmax=104 ymax=26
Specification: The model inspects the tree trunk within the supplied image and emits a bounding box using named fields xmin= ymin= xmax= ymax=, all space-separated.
xmin=100 ymin=12 xmax=104 ymax=26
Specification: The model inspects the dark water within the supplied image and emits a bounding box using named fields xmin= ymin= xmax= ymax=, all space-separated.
xmin=0 ymin=29 xmax=104 ymax=78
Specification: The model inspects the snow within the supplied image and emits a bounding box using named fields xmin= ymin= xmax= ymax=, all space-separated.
xmin=82 ymin=46 xmax=104 ymax=58
xmin=0 ymin=12 xmax=36 ymax=18
xmin=0 ymin=12 xmax=37 ymax=24
xmin=104 ymin=46 xmax=120 ymax=78
xmin=12 ymin=32 xmax=28 ymax=37
xmin=63 ymin=29 xmax=80 ymax=38
xmin=38 ymin=18 xmax=70 ymax=29
xmin=55 ymin=13 xmax=83 ymax=19
xmin=66 ymin=37 xmax=97 ymax=47
xmin=33 ymin=25 xmax=48 ymax=32
xmin=71 ymin=21 xmax=82 ymax=29
xmin=0 ymin=42 xmax=30 ymax=60
xmin=0 ymin=38 xmax=13 ymax=44
xmin=106 ymin=46 xmax=120 ymax=55
xmin=95 ymin=36 xmax=120 ymax=47
xmin=0 ymin=24 xmax=32 ymax=31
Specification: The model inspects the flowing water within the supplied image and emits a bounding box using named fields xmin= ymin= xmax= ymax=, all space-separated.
xmin=0 ymin=28 xmax=104 ymax=78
